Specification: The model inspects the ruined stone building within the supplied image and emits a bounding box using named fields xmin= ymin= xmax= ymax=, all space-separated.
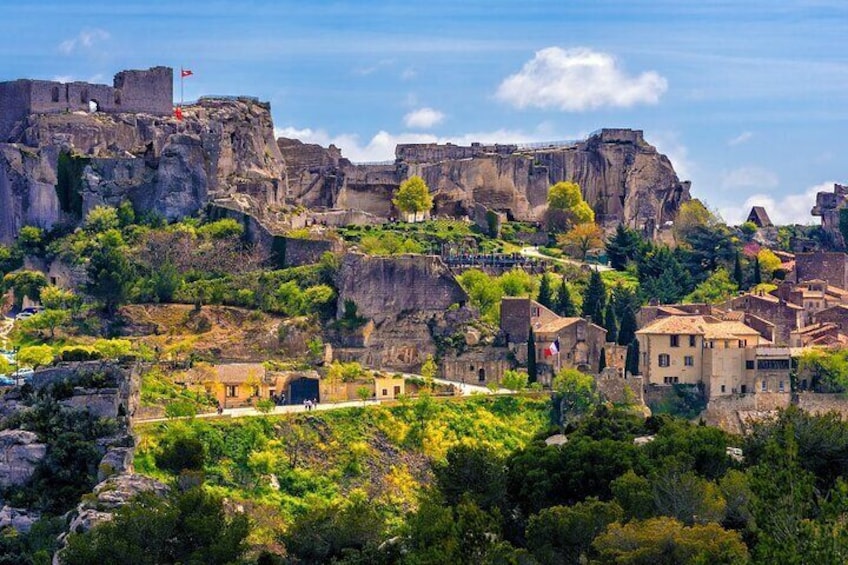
xmin=794 ymin=252 xmax=848 ymax=289
xmin=719 ymin=292 xmax=803 ymax=345
xmin=0 ymin=67 xmax=173 ymax=140
xmin=812 ymin=184 xmax=848 ymax=249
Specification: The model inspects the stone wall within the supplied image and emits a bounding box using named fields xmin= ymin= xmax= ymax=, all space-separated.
xmin=440 ymin=348 xmax=513 ymax=386
xmin=811 ymin=183 xmax=848 ymax=249
xmin=795 ymin=252 xmax=848 ymax=290
xmin=0 ymin=67 xmax=173 ymax=140
xmin=597 ymin=371 xmax=644 ymax=405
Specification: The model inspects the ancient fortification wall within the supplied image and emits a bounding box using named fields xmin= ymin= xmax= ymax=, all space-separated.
xmin=0 ymin=66 xmax=173 ymax=140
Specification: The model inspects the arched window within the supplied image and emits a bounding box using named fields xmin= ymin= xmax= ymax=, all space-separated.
xmin=478 ymin=368 xmax=486 ymax=382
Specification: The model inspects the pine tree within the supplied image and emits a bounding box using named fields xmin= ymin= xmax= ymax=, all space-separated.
xmin=527 ymin=328 xmax=537 ymax=383
xmin=617 ymin=306 xmax=637 ymax=346
xmin=606 ymin=223 xmax=643 ymax=271
xmin=598 ymin=347 xmax=607 ymax=373
xmin=583 ymin=269 xmax=606 ymax=325
xmin=555 ymin=277 xmax=577 ymax=317
xmin=753 ymin=256 xmax=762 ymax=285
xmin=603 ymin=303 xmax=618 ymax=343
xmin=733 ymin=252 xmax=744 ymax=290
xmin=537 ymin=272 xmax=554 ymax=310
xmin=625 ymin=338 xmax=640 ymax=376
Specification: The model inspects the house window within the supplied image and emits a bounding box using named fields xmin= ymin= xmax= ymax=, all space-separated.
xmin=469 ymin=365 xmax=475 ymax=372
xmin=670 ymin=335 xmax=679 ymax=347
xmin=382 ymin=389 xmax=388 ymax=396
xmin=658 ymin=354 xmax=670 ymax=367
xmin=761 ymin=380 xmax=767 ymax=392
xmin=746 ymin=360 xmax=755 ymax=370
xmin=738 ymin=340 xmax=747 ymax=348
xmin=689 ymin=335 xmax=696 ymax=347
xmin=663 ymin=376 xmax=679 ymax=384
xmin=779 ymin=381 xmax=785 ymax=392
xmin=478 ymin=368 xmax=486 ymax=382
xmin=684 ymin=356 xmax=694 ymax=367
xmin=531 ymin=307 xmax=540 ymax=317
xmin=721 ymin=384 xmax=726 ymax=393
xmin=226 ymin=385 xmax=238 ymax=398
xmin=393 ymin=386 xmax=401 ymax=396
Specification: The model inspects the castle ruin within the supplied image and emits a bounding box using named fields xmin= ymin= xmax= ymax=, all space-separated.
xmin=0 ymin=66 xmax=173 ymax=140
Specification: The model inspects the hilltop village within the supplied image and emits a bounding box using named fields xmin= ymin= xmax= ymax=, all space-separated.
xmin=2 ymin=66 xmax=848 ymax=563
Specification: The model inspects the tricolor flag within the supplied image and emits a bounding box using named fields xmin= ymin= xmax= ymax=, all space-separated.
xmin=544 ymin=338 xmax=561 ymax=358
xmin=181 ymin=69 xmax=194 ymax=78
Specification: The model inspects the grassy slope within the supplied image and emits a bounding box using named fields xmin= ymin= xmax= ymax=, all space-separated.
xmin=135 ymin=395 xmax=552 ymax=546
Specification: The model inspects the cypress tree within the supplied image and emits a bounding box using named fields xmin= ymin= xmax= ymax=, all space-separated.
xmin=733 ymin=252 xmax=744 ymax=289
xmin=582 ymin=269 xmax=606 ymax=325
xmin=598 ymin=347 xmax=607 ymax=373
xmin=555 ymin=277 xmax=577 ymax=317
xmin=537 ymin=272 xmax=554 ymax=310
xmin=603 ymin=303 xmax=617 ymax=343
xmin=753 ymin=256 xmax=762 ymax=285
xmin=527 ymin=328 xmax=537 ymax=383
xmin=625 ymin=338 xmax=640 ymax=376
xmin=617 ymin=306 xmax=637 ymax=346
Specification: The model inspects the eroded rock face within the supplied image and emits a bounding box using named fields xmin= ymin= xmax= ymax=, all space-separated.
xmin=0 ymin=430 xmax=47 ymax=487
xmin=0 ymin=506 xmax=39 ymax=533
xmin=0 ymin=98 xmax=284 ymax=244
xmin=282 ymin=129 xmax=691 ymax=232
xmin=67 ymin=474 xmax=170 ymax=534
xmin=335 ymin=253 xmax=468 ymax=322
xmin=812 ymin=183 xmax=848 ymax=249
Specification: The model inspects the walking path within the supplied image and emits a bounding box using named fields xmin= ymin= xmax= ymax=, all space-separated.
xmin=520 ymin=246 xmax=612 ymax=272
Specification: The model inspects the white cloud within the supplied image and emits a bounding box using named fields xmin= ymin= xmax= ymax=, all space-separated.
xmin=720 ymin=181 xmax=836 ymax=226
xmin=352 ymin=58 xmax=395 ymax=76
xmin=52 ymin=75 xmax=74 ymax=83
xmin=721 ymin=166 xmax=779 ymax=190
xmin=403 ymin=107 xmax=445 ymax=129
xmin=495 ymin=46 xmax=668 ymax=111
xmin=728 ymin=131 xmax=753 ymax=146
xmin=275 ymin=125 xmax=576 ymax=163
xmin=400 ymin=67 xmax=417 ymax=80
xmin=58 ymin=28 xmax=109 ymax=54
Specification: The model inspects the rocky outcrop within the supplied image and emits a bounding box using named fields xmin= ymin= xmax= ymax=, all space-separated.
xmin=67 ymin=473 xmax=169 ymax=534
xmin=1 ymin=97 xmax=284 ymax=244
xmin=0 ymin=430 xmax=47 ymax=487
xmin=335 ymin=253 xmax=468 ymax=322
xmin=0 ymin=506 xmax=39 ymax=533
xmin=811 ymin=183 xmax=848 ymax=249
xmin=282 ymin=129 xmax=690 ymax=233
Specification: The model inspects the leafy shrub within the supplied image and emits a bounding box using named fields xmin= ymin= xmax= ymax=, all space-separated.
xmin=156 ymin=435 xmax=206 ymax=474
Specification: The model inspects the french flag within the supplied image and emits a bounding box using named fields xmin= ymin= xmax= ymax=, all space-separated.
xmin=544 ymin=338 xmax=560 ymax=358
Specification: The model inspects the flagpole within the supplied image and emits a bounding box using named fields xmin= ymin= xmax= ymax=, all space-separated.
xmin=180 ymin=67 xmax=184 ymax=106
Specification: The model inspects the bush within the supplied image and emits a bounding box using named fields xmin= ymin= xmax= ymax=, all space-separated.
xmin=156 ymin=435 xmax=206 ymax=474
xmin=58 ymin=345 xmax=103 ymax=362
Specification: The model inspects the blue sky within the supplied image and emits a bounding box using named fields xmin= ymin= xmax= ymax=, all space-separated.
xmin=2 ymin=0 xmax=846 ymax=224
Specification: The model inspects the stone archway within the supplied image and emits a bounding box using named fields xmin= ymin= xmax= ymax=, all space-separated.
xmin=88 ymin=99 xmax=100 ymax=113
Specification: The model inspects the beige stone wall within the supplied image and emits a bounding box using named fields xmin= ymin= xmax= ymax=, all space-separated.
xmin=638 ymin=333 xmax=704 ymax=386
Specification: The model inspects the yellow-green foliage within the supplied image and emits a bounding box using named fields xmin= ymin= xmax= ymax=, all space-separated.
xmin=458 ymin=268 xmax=538 ymax=323
xmin=134 ymin=396 xmax=550 ymax=539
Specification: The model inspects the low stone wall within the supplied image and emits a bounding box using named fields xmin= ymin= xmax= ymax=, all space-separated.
xmin=597 ymin=373 xmax=644 ymax=405
xmin=796 ymin=392 xmax=848 ymax=418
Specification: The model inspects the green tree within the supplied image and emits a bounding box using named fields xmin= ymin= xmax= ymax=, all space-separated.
xmin=598 ymin=347 xmax=607 ymax=373
xmin=558 ymin=222 xmax=604 ymax=260
xmin=733 ymin=252 xmax=744 ymax=289
xmin=527 ymin=328 xmax=537 ymax=383
xmin=616 ymin=301 xmax=638 ymax=346
xmin=611 ymin=471 xmax=655 ymax=521
xmin=592 ymin=517 xmax=749 ymax=564
xmin=582 ymin=269 xmax=606 ymax=325
xmin=21 ymin=309 xmax=69 ymax=340
xmin=16 ymin=345 xmax=54 ymax=369
xmin=392 ymin=175 xmax=433 ymax=221
xmin=606 ymin=223 xmax=644 ymax=271
xmin=555 ymin=277 xmax=577 ymax=317
xmin=501 ymin=369 xmax=529 ymax=391
xmin=17 ymin=226 xmax=44 ymax=256
xmin=753 ymin=256 xmax=762 ymax=285
xmin=83 ymin=205 xmax=120 ymax=234
xmin=434 ymin=445 xmax=507 ymax=512
xmin=0 ymin=356 xmax=10 ymax=376
xmin=553 ymin=368 xmax=599 ymax=425
xmin=758 ymin=248 xmax=782 ymax=281
xmin=546 ymin=181 xmax=595 ymax=232
xmin=638 ymin=246 xmax=692 ymax=304
xmin=61 ymin=487 xmax=249 ymax=565
xmin=0 ymin=244 xmax=23 ymax=276
xmin=547 ymin=181 xmax=584 ymax=211
xmin=685 ymin=268 xmax=738 ymax=304
xmin=625 ymin=338 xmax=640 ymax=376
xmin=526 ymin=499 xmax=623 ymax=565
xmin=421 ymin=354 xmax=438 ymax=390
xmin=651 ymin=467 xmax=727 ymax=525
xmin=673 ymin=199 xmax=718 ymax=242
xmin=537 ymin=272 xmax=554 ymax=309
xmin=356 ymin=386 xmax=372 ymax=404
xmin=39 ymin=285 xmax=80 ymax=312
xmin=86 ymin=229 xmax=134 ymax=314
xmin=3 ymin=270 xmax=47 ymax=307
xmin=603 ymin=303 xmax=617 ymax=343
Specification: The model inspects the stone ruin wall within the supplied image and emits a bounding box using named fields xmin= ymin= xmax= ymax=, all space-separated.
xmin=0 ymin=67 xmax=173 ymax=140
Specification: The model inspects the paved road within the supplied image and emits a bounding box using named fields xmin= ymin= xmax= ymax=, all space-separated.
xmin=520 ymin=246 xmax=612 ymax=272
xmin=136 ymin=375 xmax=515 ymax=423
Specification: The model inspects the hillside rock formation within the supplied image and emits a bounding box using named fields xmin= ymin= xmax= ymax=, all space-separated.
xmin=280 ymin=128 xmax=691 ymax=232
xmin=0 ymin=97 xmax=284 ymax=244
xmin=812 ymin=183 xmax=848 ymax=249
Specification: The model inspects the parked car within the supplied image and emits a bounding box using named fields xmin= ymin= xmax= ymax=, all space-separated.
xmin=15 ymin=312 xmax=33 ymax=320
xmin=0 ymin=376 xmax=15 ymax=386
xmin=12 ymin=367 xmax=34 ymax=379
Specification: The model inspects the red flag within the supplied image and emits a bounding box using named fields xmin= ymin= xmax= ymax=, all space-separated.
xmin=181 ymin=69 xmax=193 ymax=78
xmin=174 ymin=106 xmax=183 ymax=121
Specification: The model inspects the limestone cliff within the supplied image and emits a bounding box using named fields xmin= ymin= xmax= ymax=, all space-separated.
xmin=332 ymin=253 xmax=470 ymax=371
xmin=812 ymin=183 xmax=848 ymax=249
xmin=0 ymin=97 xmax=284 ymax=244
xmin=281 ymin=128 xmax=691 ymax=232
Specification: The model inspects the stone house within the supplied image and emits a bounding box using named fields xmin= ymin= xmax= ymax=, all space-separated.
xmin=771 ymin=279 xmax=848 ymax=325
xmin=789 ymin=323 xmax=848 ymax=347
xmin=194 ymin=363 xmax=285 ymax=408
xmin=440 ymin=348 xmax=513 ymax=387
xmin=636 ymin=315 xmax=789 ymax=398
xmin=812 ymin=304 xmax=848 ymax=333
xmin=719 ymin=292 xmax=803 ymax=345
